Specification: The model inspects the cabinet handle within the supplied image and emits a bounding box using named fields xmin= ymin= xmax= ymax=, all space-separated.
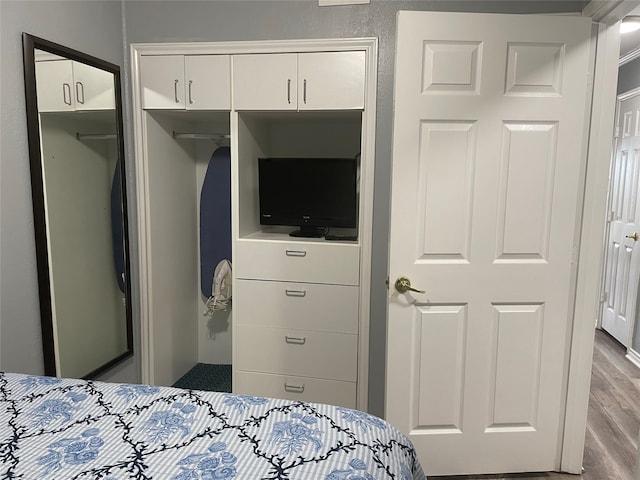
xmin=188 ymin=80 xmax=193 ymax=104
xmin=75 ymin=82 xmax=85 ymax=104
xmin=303 ymin=79 xmax=307 ymax=104
xmin=63 ymin=83 xmax=72 ymax=105
xmin=285 ymin=250 xmax=306 ymax=257
xmin=285 ymin=289 xmax=307 ymax=297
xmin=174 ymin=79 xmax=180 ymax=103
xmin=287 ymin=79 xmax=291 ymax=104
xmin=285 ymin=335 xmax=306 ymax=345
xmin=284 ymin=382 xmax=305 ymax=393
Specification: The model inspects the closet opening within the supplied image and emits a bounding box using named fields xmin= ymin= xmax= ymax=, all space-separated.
xmin=143 ymin=109 xmax=232 ymax=390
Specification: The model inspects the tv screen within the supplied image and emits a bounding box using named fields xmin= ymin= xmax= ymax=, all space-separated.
xmin=258 ymin=157 xmax=358 ymax=238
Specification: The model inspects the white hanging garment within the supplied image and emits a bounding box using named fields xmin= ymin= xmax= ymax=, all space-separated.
xmin=204 ymin=259 xmax=232 ymax=315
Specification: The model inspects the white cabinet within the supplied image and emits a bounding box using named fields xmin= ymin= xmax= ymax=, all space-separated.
xmin=131 ymin=39 xmax=376 ymax=411
xmin=298 ymin=52 xmax=366 ymax=110
xmin=232 ymin=54 xmax=297 ymax=110
xmin=234 ymin=240 xmax=360 ymax=285
xmin=232 ymin=51 xmax=365 ymax=111
xmin=35 ymin=60 xmax=115 ymax=112
xmin=234 ymin=242 xmax=360 ymax=408
xmin=140 ymin=55 xmax=231 ymax=110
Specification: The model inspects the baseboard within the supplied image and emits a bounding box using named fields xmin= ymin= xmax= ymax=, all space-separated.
xmin=625 ymin=348 xmax=640 ymax=369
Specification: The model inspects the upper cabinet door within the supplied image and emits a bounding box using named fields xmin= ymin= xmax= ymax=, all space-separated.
xmin=140 ymin=55 xmax=231 ymax=110
xmin=298 ymin=51 xmax=365 ymax=110
xmin=34 ymin=60 xmax=116 ymax=112
xmin=184 ymin=55 xmax=231 ymax=110
xmin=35 ymin=59 xmax=76 ymax=112
xmin=140 ymin=55 xmax=186 ymax=109
xmin=232 ymin=54 xmax=298 ymax=110
xmin=72 ymin=61 xmax=115 ymax=111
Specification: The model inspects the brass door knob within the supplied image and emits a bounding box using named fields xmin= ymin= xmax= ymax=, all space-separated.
xmin=395 ymin=277 xmax=425 ymax=294
xmin=626 ymin=232 xmax=639 ymax=241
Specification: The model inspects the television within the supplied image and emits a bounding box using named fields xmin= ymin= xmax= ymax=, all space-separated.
xmin=258 ymin=157 xmax=358 ymax=238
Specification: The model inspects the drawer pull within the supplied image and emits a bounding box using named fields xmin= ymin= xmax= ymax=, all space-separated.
xmin=284 ymin=382 xmax=305 ymax=393
xmin=285 ymin=289 xmax=307 ymax=297
xmin=285 ymin=249 xmax=307 ymax=257
xmin=285 ymin=335 xmax=306 ymax=345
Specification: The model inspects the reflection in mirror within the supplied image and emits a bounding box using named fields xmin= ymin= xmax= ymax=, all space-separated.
xmin=23 ymin=33 xmax=133 ymax=379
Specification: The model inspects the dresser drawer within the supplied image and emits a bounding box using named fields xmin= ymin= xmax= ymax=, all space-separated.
xmin=234 ymin=325 xmax=357 ymax=382
xmin=235 ymin=279 xmax=358 ymax=334
xmin=234 ymin=371 xmax=356 ymax=409
xmin=234 ymin=240 xmax=359 ymax=285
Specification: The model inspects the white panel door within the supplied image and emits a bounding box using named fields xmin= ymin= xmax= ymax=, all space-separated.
xmin=386 ymin=11 xmax=592 ymax=475
xmin=601 ymin=93 xmax=640 ymax=347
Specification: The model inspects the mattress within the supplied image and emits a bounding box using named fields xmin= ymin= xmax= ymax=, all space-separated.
xmin=0 ymin=372 xmax=426 ymax=479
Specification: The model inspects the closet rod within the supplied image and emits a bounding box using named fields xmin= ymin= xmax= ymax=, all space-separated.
xmin=76 ymin=133 xmax=117 ymax=141
xmin=172 ymin=131 xmax=230 ymax=141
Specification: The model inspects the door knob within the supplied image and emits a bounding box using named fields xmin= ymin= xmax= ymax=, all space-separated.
xmin=626 ymin=232 xmax=639 ymax=241
xmin=394 ymin=277 xmax=425 ymax=294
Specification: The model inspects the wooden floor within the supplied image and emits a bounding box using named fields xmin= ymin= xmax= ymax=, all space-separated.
xmin=436 ymin=329 xmax=640 ymax=479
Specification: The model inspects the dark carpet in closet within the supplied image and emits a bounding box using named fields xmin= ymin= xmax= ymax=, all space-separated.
xmin=173 ymin=363 xmax=232 ymax=393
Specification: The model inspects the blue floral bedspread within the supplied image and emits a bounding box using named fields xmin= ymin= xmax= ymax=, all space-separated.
xmin=0 ymin=372 xmax=426 ymax=479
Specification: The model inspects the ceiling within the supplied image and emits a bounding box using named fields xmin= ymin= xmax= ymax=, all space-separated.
xmin=621 ymin=5 xmax=640 ymax=58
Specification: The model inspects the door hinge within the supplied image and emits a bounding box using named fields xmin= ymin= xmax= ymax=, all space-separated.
xmin=615 ymin=125 xmax=621 ymax=138
xmin=600 ymin=291 xmax=607 ymax=304
xmin=607 ymin=210 xmax=615 ymax=222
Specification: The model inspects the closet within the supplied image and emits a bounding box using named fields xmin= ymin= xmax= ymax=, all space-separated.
xmin=132 ymin=39 xmax=377 ymax=410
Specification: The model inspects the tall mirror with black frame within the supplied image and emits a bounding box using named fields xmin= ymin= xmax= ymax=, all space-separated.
xmin=22 ymin=33 xmax=133 ymax=379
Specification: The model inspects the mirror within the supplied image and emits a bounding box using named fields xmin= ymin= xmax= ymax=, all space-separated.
xmin=22 ymin=33 xmax=133 ymax=379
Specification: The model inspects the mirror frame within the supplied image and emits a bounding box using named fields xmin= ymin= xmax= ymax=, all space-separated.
xmin=22 ymin=33 xmax=134 ymax=378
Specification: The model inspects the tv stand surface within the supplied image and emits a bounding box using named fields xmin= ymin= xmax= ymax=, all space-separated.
xmin=288 ymin=226 xmax=327 ymax=238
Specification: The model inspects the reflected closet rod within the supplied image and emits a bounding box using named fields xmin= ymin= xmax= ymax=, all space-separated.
xmin=172 ymin=131 xmax=230 ymax=143
xmin=76 ymin=132 xmax=117 ymax=141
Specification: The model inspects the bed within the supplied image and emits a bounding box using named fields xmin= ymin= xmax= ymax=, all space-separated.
xmin=0 ymin=372 xmax=426 ymax=479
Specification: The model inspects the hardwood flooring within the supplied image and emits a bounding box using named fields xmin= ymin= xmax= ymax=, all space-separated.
xmin=436 ymin=329 xmax=640 ymax=479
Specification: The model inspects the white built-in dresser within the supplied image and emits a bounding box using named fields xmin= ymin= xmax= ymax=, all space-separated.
xmin=131 ymin=39 xmax=378 ymax=411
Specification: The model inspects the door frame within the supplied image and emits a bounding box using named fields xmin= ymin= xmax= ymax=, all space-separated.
xmin=598 ymin=86 xmax=640 ymax=346
xmin=560 ymin=17 xmax=622 ymax=472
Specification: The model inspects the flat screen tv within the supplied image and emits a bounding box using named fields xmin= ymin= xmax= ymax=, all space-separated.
xmin=258 ymin=157 xmax=358 ymax=238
